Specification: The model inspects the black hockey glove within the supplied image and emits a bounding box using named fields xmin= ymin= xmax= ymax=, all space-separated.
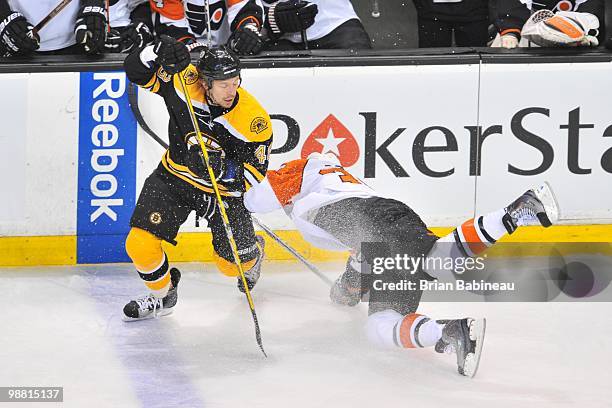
xmin=229 ymin=23 xmax=263 ymax=55
xmin=153 ymin=35 xmax=190 ymax=74
xmin=0 ymin=11 xmax=40 ymax=55
xmin=75 ymin=0 xmax=107 ymax=54
xmin=186 ymin=145 xmax=225 ymax=183
xmin=105 ymin=22 xmax=153 ymax=53
xmin=268 ymin=0 xmax=318 ymax=35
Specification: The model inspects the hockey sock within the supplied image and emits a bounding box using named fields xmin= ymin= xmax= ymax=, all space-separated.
xmin=366 ymin=310 xmax=443 ymax=349
xmin=125 ymin=227 xmax=172 ymax=298
xmin=424 ymin=208 xmax=507 ymax=279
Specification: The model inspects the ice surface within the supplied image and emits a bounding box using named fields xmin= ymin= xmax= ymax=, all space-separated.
xmin=1 ymin=261 xmax=610 ymax=407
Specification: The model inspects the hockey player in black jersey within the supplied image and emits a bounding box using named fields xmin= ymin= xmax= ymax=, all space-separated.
xmin=121 ymin=36 xmax=272 ymax=321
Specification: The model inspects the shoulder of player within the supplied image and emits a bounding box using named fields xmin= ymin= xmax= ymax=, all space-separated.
xmin=217 ymin=88 xmax=272 ymax=143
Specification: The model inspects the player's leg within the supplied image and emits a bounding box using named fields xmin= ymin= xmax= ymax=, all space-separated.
xmin=366 ymin=309 xmax=486 ymax=377
xmin=424 ymin=182 xmax=559 ymax=279
xmin=122 ymin=171 xmax=192 ymax=321
xmin=207 ymin=196 xmax=265 ymax=292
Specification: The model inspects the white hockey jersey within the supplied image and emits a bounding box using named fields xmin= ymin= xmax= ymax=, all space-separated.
xmin=244 ymin=153 xmax=380 ymax=250
xmin=156 ymin=0 xmax=264 ymax=45
xmin=262 ymin=0 xmax=358 ymax=42
xmin=7 ymin=0 xmax=79 ymax=51
xmin=108 ymin=0 xmax=148 ymax=28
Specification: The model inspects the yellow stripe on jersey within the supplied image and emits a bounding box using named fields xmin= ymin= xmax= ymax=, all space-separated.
xmin=161 ymin=151 xmax=240 ymax=197
xmin=219 ymin=88 xmax=272 ymax=143
xmin=244 ymin=163 xmax=265 ymax=182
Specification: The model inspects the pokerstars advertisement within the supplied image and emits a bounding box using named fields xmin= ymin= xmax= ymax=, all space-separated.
xmin=137 ymin=62 xmax=612 ymax=231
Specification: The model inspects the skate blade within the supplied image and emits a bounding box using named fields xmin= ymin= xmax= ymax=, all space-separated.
xmin=534 ymin=182 xmax=559 ymax=226
xmin=463 ymin=318 xmax=486 ymax=378
xmin=122 ymin=308 xmax=174 ymax=322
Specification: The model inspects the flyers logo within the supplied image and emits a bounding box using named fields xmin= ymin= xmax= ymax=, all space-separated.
xmin=186 ymin=1 xmax=226 ymax=35
xmin=300 ymin=114 xmax=359 ymax=167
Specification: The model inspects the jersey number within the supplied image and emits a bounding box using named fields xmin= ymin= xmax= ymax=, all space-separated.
xmin=255 ymin=145 xmax=268 ymax=165
xmin=319 ymin=167 xmax=360 ymax=184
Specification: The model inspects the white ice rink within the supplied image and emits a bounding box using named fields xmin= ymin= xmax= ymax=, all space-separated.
xmin=1 ymin=260 xmax=611 ymax=408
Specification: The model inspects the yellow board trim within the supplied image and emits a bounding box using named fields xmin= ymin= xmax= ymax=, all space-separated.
xmin=1 ymin=225 xmax=612 ymax=267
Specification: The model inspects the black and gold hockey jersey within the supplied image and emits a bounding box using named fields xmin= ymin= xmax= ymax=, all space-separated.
xmin=124 ymin=50 xmax=272 ymax=197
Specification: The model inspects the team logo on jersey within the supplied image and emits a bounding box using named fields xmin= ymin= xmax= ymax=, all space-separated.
xmin=157 ymin=68 xmax=172 ymax=83
xmin=183 ymin=68 xmax=199 ymax=85
xmin=301 ymin=114 xmax=360 ymax=167
xmin=149 ymin=212 xmax=163 ymax=225
xmin=186 ymin=1 xmax=226 ymax=35
xmin=250 ymin=117 xmax=269 ymax=134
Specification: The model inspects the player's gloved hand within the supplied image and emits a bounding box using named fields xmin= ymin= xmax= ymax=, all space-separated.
xmin=153 ymin=35 xmax=190 ymax=74
xmin=0 ymin=11 xmax=40 ymax=55
xmin=187 ymin=145 xmax=225 ymax=183
xmin=229 ymin=22 xmax=263 ymax=55
xmin=75 ymin=0 xmax=107 ymax=54
xmin=499 ymin=33 xmax=519 ymax=48
xmin=105 ymin=22 xmax=153 ymax=53
xmin=268 ymin=0 xmax=318 ymax=34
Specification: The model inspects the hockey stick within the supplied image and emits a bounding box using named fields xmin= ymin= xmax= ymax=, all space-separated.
xmin=176 ymin=72 xmax=267 ymax=358
xmin=252 ymin=217 xmax=332 ymax=287
xmin=33 ymin=0 xmax=74 ymax=33
xmin=127 ymin=82 xmax=170 ymax=150
xmin=127 ymin=84 xmax=330 ymax=287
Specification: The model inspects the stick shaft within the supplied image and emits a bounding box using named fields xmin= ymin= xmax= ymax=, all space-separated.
xmin=34 ymin=0 xmax=74 ymax=33
xmin=252 ymin=217 xmax=332 ymax=287
xmin=177 ymin=72 xmax=266 ymax=356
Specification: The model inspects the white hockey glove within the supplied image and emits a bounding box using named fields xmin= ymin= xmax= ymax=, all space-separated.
xmin=521 ymin=10 xmax=600 ymax=47
xmin=500 ymin=33 xmax=519 ymax=48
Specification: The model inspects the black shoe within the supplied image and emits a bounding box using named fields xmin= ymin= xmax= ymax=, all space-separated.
xmin=435 ymin=318 xmax=486 ymax=378
xmin=238 ymin=236 xmax=265 ymax=293
xmin=123 ymin=268 xmax=181 ymax=321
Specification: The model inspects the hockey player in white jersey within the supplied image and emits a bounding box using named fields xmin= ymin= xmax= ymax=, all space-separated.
xmin=244 ymin=153 xmax=560 ymax=377
xmin=0 ymin=0 xmax=107 ymax=54
xmin=104 ymin=0 xmax=154 ymax=54
xmin=262 ymin=0 xmax=371 ymax=50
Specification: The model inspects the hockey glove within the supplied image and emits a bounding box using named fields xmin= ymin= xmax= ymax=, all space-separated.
xmin=229 ymin=22 xmax=263 ymax=55
xmin=153 ymin=35 xmax=190 ymax=74
xmin=75 ymin=0 xmax=107 ymax=54
xmin=499 ymin=33 xmax=519 ymax=48
xmin=268 ymin=0 xmax=318 ymax=35
xmin=0 ymin=11 xmax=39 ymax=55
xmin=105 ymin=22 xmax=153 ymax=53
xmin=521 ymin=10 xmax=600 ymax=47
xmin=187 ymin=145 xmax=225 ymax=183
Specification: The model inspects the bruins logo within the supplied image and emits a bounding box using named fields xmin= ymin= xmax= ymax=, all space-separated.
xmin=157 ymin=68 xmax=172 ymax=83
xmin=183 ymin=68 xmax=199 ymax=85
xmin=250 ymin=117 xmax=269 ymax=134
xmin=149 ymin=212 xmax=163 ymax=225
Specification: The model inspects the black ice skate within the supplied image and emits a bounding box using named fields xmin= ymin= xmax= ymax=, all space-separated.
xmin=329 ymin=258 xmax=365 ymax=307
xmin=503 ymin=182 xmax=559 ymax=234
xmin=238 ymin=235 xmax=265 ymax=293
xmin=435 ymin=318 xmax=486 ymax=378
xmin=123 ymin=267 xmax=181 ymax=321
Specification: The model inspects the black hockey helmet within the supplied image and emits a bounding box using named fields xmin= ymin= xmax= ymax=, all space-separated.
xmin=196 ymin=46 xmax=241 ymax=87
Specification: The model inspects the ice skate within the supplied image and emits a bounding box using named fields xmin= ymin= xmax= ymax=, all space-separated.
xmin=503 ymin=182 xmax=559 ymax=233
xmin=330 ymin=258 xmax=365 ymax=307
xmin=238 ymin=235 xmax=265 ymax=293
xmin=435 ymin=318 xmax=486 ymax=378
xmin=123 ymin=267 xmax=181 ymax=321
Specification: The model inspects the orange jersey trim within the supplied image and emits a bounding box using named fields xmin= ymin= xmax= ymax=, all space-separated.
xmin=266 ymin=159 xmax=308 ymax=206
xmin=149 ymin=0 xmax=185 ymax=20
